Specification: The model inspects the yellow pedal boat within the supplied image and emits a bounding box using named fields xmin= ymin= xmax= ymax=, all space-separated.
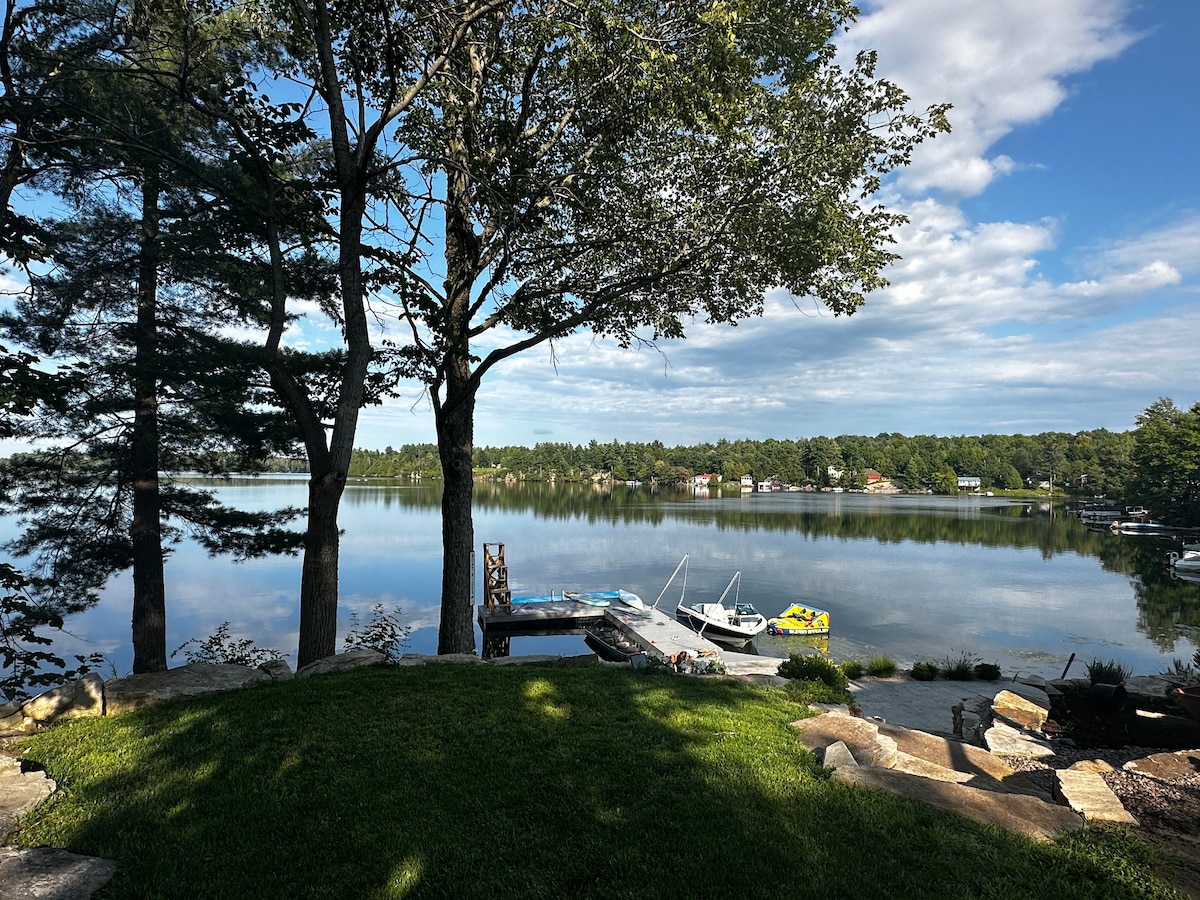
xmin=766 ymin=603 xmax=830 ymax=635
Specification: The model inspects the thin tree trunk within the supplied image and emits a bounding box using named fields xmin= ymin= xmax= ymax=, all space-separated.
xmin=130 ymin=175 xmax=166 ymax=673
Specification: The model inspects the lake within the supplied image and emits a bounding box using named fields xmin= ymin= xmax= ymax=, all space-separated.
xmin=6 ymin=477 xmax=1200 ymax=682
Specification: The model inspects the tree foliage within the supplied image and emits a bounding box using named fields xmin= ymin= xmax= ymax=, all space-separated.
xmin=1130 ymin=398 xmax=1200 ymax=525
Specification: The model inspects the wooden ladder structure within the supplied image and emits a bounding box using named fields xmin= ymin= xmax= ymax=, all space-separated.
xmin=482 ymin=542 xmax=511 ymax=612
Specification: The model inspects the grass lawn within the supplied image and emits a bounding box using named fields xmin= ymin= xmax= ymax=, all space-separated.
xmin=12 ymin=664 xmax=1186 ymax=899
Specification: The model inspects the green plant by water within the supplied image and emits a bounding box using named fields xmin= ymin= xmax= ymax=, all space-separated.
xmin=1086 ymin=657 xmax=1133 ymax=686
xmin=343 ymin=604 xmax=412 ymax=663
xmin=172 ymin=622 xmax=282 ymax=668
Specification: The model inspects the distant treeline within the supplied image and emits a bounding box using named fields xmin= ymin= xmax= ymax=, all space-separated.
xmin=271 ymin=429 xmax=1136 ymax=495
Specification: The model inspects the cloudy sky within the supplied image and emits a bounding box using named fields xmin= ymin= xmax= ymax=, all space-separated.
xmin=5 ymin=0 xmax=1195 ymax=456
xmin=352 ymin=0 xmax=1199 ymax=451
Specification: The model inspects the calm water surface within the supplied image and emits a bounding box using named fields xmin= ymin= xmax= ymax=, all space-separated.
xmin=7 ymin=478 xmax=1200 ymax=681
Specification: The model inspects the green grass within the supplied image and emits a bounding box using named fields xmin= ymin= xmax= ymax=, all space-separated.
xmin=13 ymin=665 xmax=1185 ymax=899
xmin=866 ymin=654 xmax=897 ymax=677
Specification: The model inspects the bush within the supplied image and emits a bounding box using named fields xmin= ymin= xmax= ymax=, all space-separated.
xmin=1086 ymin=657 xmax=1132 ymax=686
xmin=173 ymin=622 xmax=281 ymax=668
xmin=910 ymin=660 xmax=939 ymax=681
xmin=973 ymin=662 xmax=1002 ymax=681
xmin=865 ymin=654 xmax=896 ymax=677
xmin=778 ymin=653 xmax=849 ymax=690
xmin=840 ymin=659 xmax=865 ymax=680
xmin=783 ymin=678 xmax=853 ymax=706
xmin=344 ymin=604 xmax=412 ymax=663
xmin=939 ymin=650 xmax=981 ymax=680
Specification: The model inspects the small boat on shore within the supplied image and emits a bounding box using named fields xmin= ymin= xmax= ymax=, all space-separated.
xmin=766 ymin=603 xmax=830 ymax=636
xmin=583 ymin=622 xmax=643 ymax=662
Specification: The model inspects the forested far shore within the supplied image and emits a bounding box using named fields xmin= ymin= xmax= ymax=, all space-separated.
xmin=337 ymin=429 xmax=1129 ymax=493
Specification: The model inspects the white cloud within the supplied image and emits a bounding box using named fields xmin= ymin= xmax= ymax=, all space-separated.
xmin=845 ymin=0 xmax=1137 ymax=197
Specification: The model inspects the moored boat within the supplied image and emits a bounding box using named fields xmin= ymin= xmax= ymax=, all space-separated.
xmin=766 ymin=603 xmax=830 ymax=636
xmin=674 ymin=571 xmax=767 ymax=647
xmin=583 ymin=622 xmax=643 ymax=662
xmin=1167 ymin=543 xmax=1200 ymax=573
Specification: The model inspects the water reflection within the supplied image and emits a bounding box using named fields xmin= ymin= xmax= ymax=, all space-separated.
xmin=5 ymin=478 xmax=1198 ymax=681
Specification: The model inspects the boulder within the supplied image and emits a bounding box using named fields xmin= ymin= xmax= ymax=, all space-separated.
xmin=295 ymin=649 xmax=386 ymax=678
xmin=791 ymin=712 xmax=898 ymax=768
xmin=105 ymin=663 xmax=271 ymax=715
xmin=395 ymin=652 xmax=485 ymax=667
xmin=257 ymin=659 xmax=293 ymax=681
xmin=999 ymin=681 xmax=1052 ymax=708
xmin=21 ymin=674 xmax=105 ymax=726
xmin=822 ymin=740 xmax=859 ymax=769
xmin=832 ymin=766 xmax=1083 ymax=842
xmin=991 ymin=689 xmax=1049 ymax=732
xmin=982 ymin=721 xmax=1056 ymax=758
xmin=0 ymin=848 xmax=118 ymax=900
xmin=0 ymin=757 xmax=55 ymax=842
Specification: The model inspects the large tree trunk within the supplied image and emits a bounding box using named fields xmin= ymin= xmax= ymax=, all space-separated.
xmin=130 ymin=176 xmax=166 ymax=673
xmin=297 ymin=468 xmax=345 ymax=667
xmin=436 ymin=386 xmax=476 ymax=655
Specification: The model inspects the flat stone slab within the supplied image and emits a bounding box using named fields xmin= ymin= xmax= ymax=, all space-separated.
xmin=1122 ymin=749 xmax=1200 ymax=782
xmin=1054 ymin=769 xmax=1138 ymax=826
xmin=983 ymin=721 xmax=1056 ymax=758
xmin=0 ymin=848 xmax=117 ymax=899
xmin=296 ymin=649 xmax=386 ymax=678
xmin=833 ymin=766 xmax=1083 ymax=842
xmin=791 ymin=712 xmax=898 ymax=768
xmin=105 ymin=663 xmax=271 ymax=715
xmin=0 ymin=757 xmax=55 ymax=843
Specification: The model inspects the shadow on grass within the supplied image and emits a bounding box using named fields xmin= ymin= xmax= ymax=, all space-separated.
xmin=15 ymin=665 xmax=1183 ymax=899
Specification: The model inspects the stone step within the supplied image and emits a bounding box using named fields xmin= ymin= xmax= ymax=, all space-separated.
xmin=1054 ymin=768 xmax=1138 ymax=826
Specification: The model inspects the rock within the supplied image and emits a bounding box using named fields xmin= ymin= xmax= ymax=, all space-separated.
xmin=0 ymin=757 xmax=55 ymax=843
xmin=0 ymin=848 xmax=118 ymax=900
xmin=1122 ymin=750 xmax=1200 ymax=782
xmin=982 ymin=721 xmax=1056 ymax=758
xmin=1124 ymin=675 xmax=1178 ymax=700
xmin=832 ymin=766 xmax=1083 ymax=842
xmin=0 ymin=709 xmax=34 ymax=737
xmin=489 ymin=654 xmax=562 ymax=666
xmin=105 ymin=663 xmax=271 ymax=714
xmin=998 ymin=681 xmax=1052 ymax=709
xmin=1014 ymin=675 xmax=1061 ymax=697
xmin=257 ymin=659 xmax=293 ymax=681
xmin=791 ymin=713 xmax=898 ymax=768
xmin=395 ymin=653 xmax=485 ymax=667
xmin=822 ymin=740 xmax=859 ymax=769
xmin=21 ymin=674 xmax=105 ymax=726
xmin=1053 ymin=769 xmax=1138 ymax=826
xmin=991 ymin=689 xmax=1049 ymax=732
xmin=1068 ymin=759 xmax=1115 ymax=775
xmin=878 ymin=723 xmax=1027 ymax=785
xmin=295 ymin=649 xmax=387 ymax=678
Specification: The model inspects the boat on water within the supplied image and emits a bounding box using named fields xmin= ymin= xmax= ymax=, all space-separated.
xmin=766 ymin=603 xmax=830 ymax=636
xmin=673 ymin=571 xmax=767 ymax=647
xmin=583 ymin=622 xmax=644 ymax=662
xmin=1077 ymin=503 xmax=1148 ymax=525
xmin=1167 ymin=543 xmax=1200 ymax=573
xmin=1111 ymin=520 xmax=1172 ymax=534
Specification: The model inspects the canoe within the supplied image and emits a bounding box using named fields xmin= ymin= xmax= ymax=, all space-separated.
xmin=766 ymin=603 xmax=830 ymax=636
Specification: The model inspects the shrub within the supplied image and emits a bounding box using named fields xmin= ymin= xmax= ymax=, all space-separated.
xmin=344 ymin=604 xmax=412 ymax=663
xmin=173 ymin=622 xmax=281 ymax=668
xmin=910 ymin=660 xmax=939 ymax=681
xmin=778 ymin=653 xmax=849 ymax=690
xmin=865 ymin=654 xmax=896 ymax=677
xmin=840 ymin=659 xmax=865 ymax=680
xmin=783 ymin=678 xmax=853 ymax=707
xmin=1086 ymin=657 xmax=1132 ymax=686
xmin=939 ymin=650 xmax=981 ymax=680
xmin=973 ymin=662 xmax=1002 ymax=681
xmin=1161 ymin=657 xmax=1199 ymax=685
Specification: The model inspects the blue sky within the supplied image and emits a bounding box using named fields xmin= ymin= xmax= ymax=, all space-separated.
xmin=348 ymin=0 xmax=1200 ymax=450
xmin=6 ymin=0 xmax=1198 ymax=455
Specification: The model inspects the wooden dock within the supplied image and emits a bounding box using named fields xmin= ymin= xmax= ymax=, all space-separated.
xmin=477 ymin=600 xmax=725 ymax=661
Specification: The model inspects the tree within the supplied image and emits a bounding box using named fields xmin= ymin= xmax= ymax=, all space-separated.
xmin=1130 ymin=398 xmax=1200 ymax=525
xmin=377 ymin=1 xmax=947 ymax=652
xmin=0 ymin=0 xmax=304 ymax=671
